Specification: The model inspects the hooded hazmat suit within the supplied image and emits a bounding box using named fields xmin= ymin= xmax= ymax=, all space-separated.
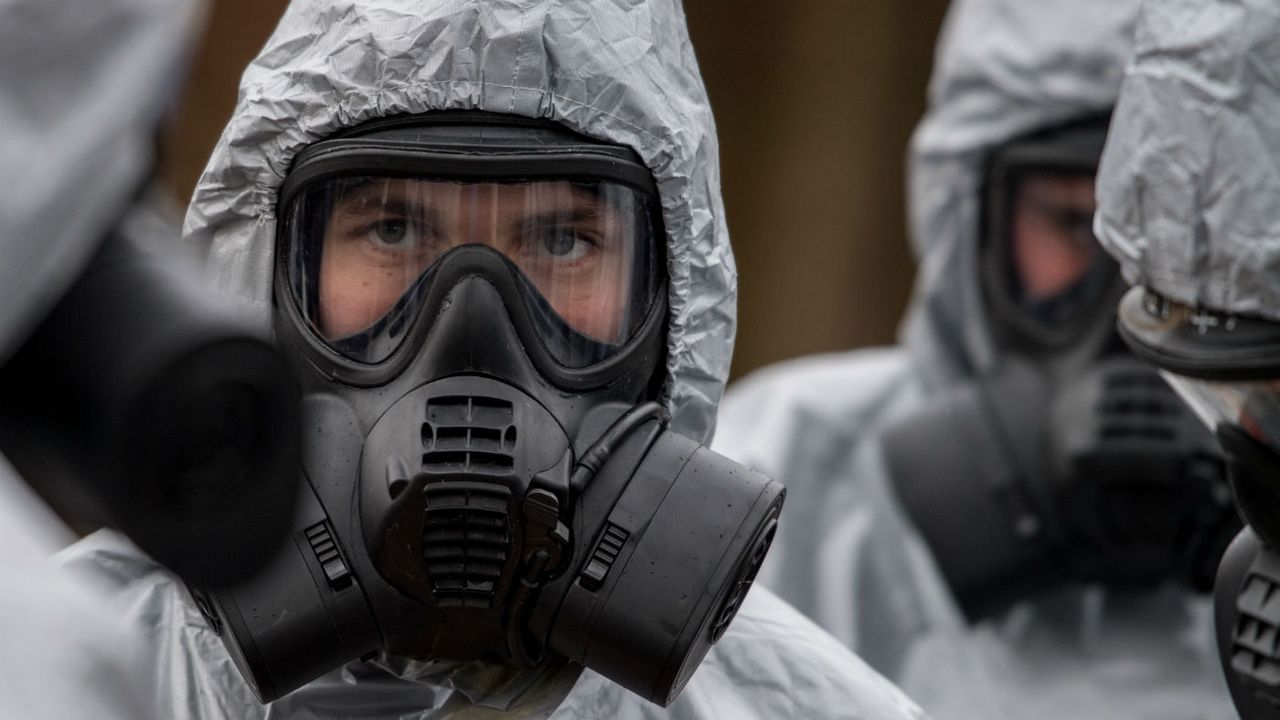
xmin=1095 ymin=0 xmax=1280 ymax=315
xmin=55 ymin=0 xmax=930 ymax=717
xmin=713 ymin=1 xmax=1236 ymax=718
xmin=1091 ymin=5 xmax=1280 ymax=717
xmin=0 ymin=0 xmax=198 ymax=717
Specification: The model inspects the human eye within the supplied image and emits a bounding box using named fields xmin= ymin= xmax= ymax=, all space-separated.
xmin=351 ymin=213 xmax=437 ymax=253
xmin=364 ymin=216 xmax=413 ymax=247
xmin=534 ymin=225 xmax=597 ymax=262
xmin=1053 ymin=209 xmax=1098 ymax=251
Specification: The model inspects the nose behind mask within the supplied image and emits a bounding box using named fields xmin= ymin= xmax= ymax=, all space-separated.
xmin=195 ymin=253 xmax=784 ymax=707
xmin=883 ymin=356 xmax=1237 ymax=620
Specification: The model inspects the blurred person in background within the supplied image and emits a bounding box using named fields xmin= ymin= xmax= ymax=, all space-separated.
xmin=715 ymin=0 xmax=1239 ymax=717
xmin=55 ymin=0 xmax=933 ymax=718
xmin=1094 ymin=2 xmax=1280 ymax=718
xmin=0 ymin=0 xmax=191 ymax=716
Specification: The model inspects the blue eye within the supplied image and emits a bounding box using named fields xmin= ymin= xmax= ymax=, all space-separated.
xmin=541 ymin=228 xmax=595 ymax=261
xmin=370 ymin=219 xmax=409 ymax=246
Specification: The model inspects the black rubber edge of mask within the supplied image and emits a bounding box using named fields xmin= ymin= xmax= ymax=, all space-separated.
xmin=280 ymin=110 xmax=660 ymax=210
xmin=270 ymin=111 xmax=669 ymax=390
xmin=978 ymin=112 xmax=1120 ymax=352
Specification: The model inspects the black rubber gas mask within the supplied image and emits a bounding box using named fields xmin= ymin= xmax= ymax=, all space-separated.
xmin=194 ymin=114 xmax=783 ymax=706
xmin=1117 ymin=287 xmax=1280 ymax=719
xmin=882 ymin=119 xmax=1237 ymax=620
xmin=0 ymin=194 xmax=301 ymax=589
xmin=980 ymin=116 xmax=1122 ymax=352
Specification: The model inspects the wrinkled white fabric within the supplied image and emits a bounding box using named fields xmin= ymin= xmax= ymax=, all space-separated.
xmin=1095 ymin=0 xmax=1280 ymax=321
xmin=59 ymin=531 xmax=930 ymax=720
xmin=0 ymin=0 xmax=198 ymax=717
xmin=715 ymin=0 xmax=1236 ymax=717
xmin=0 ymin=470 xmax=155 ymax=720
xmin=902 ymin=0 xmax=1138 ymax=386
xmin=0 ymin=0 xmax=198 ymax=364
xmin=56 ymin=0 xmax=932 ymax=717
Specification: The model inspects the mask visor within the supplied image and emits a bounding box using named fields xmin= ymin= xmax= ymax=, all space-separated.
xmin=982 ymin=118 xmax=1120 ymax=348
xmin=282 ymin=176 xmax=660 ymax=368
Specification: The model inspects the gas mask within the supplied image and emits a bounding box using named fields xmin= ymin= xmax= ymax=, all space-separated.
xmin=882 ymin=118 xmax=1237 ymax=621
xmin=193 ymin=114 xmax=784 ymax=707
xmin=1117 ymin=287 xmax=1280 ymax=719
xmin=0 ymin=193 xmax=302 ymax=589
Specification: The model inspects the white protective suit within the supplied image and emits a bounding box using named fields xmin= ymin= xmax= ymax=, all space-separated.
xmin=55 ymin=0 xmax=930 ymax=718
xmin=0 ymin=0 xmax=197 ymax=717
xmin=1092 ymin=6 xmax=1280 ymax=718
xmin=1095 ymin=0 xmax=1280 ymax=314
xmin=714 ymin=1 xmax=1237 ymax=718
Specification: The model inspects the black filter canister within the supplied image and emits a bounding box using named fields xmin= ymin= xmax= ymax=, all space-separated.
xmin=194 ymin=482 xmax=381 ymax=703
xmin=0 ymin=229 xmax=301 ymax=587
xmin=550 ymin=430 xmax=784 ymax=705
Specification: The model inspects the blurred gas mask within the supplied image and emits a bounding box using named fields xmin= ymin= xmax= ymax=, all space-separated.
xmin=0 ymin=191 xmax=302 ymax=588
xmin=193 ymin=114 xmax=784 ymax=706
xmin=1118 ymin=288 xmax=1280 ymax=719
xmin=883 ymin=118 xmax=1237 ymax=621
xmin=0 ymin=0 xmax=300 ymax=590
xmin=980 ymin=117 xmax=1122 ymax=352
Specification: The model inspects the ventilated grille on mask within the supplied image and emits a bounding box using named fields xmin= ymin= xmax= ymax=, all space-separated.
xmin=419 ymin=395 xmax=518 ymax=608
xmin=421 ymin=396 xmax=517 ymax=474
xmin=709 ymin=518 xmax=777 ymax=642
xmin=420 ymin=482 xmax=511 ymax=608
xmin=1231 ymin=553 xmax=1280 ymax=690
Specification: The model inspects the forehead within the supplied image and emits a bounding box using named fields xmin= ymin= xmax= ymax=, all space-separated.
xmin=335 ymin=178 xmax=607 ymax=209
xmin=1015 ymin=172 xmax=1096 ymax=205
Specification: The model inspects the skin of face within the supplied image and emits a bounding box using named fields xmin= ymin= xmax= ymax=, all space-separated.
xmin=1009 ymin=173 xmax=1098 ymax=300
xmin=317 ymin=179 xmax=635 ymax=342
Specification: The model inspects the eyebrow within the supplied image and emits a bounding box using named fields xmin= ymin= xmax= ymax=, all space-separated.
xmin=515 ymin=205 xmax=630 ymax=245
xmin=521 ymin=206 xmax=605 ymax=225
xmin=333 ymin=186 xmax=438 ymax=227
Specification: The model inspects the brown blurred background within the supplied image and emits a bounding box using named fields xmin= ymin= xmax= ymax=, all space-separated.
xmin=163 ymin=0 xmax=949 ymax=381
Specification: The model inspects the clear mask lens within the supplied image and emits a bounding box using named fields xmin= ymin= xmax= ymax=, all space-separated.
xmin=1000 ymin=169 xmax=1112 ymax=328
xmin=282 ymin=176 xmax=660 ymax=366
